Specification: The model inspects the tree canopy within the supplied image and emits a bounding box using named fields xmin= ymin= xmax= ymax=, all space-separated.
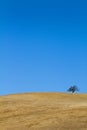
xmin=67 ymin=85 xmax=79 ymax=93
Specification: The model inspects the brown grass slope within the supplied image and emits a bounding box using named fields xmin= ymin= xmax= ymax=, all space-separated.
xmin=0 ymin=93 xmax=87 ymax=130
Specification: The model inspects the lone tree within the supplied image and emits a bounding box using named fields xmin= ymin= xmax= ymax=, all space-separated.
xmin=67 ymin=85 xmax=79 ymax=93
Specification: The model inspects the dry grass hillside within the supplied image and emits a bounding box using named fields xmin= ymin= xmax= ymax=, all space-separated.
xmin=0 ymin=92 xmax=87 ymax=130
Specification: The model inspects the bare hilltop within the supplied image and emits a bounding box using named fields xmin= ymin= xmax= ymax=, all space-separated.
xmin=0 ymin=92 xmax=87 ymax=130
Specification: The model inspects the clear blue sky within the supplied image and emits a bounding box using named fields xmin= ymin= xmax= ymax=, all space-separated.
xmin=0 ymin=0 xmax=87 ymax=95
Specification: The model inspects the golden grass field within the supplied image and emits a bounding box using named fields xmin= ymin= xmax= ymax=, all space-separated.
xmin=0 ymin=92 xmax=87 ymax=130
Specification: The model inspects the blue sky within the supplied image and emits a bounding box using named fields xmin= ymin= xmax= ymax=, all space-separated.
xmin=0 ymin=0 xmax=87 ymax=95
